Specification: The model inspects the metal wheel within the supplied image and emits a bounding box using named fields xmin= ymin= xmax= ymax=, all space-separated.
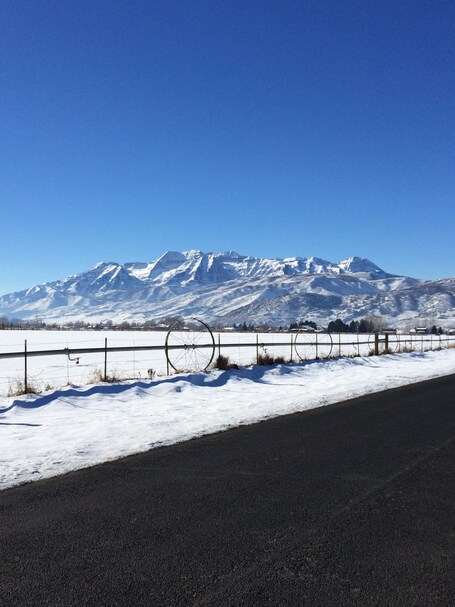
xmin=165 ymin=318 xmax=215 ymax=372
xmin=294 ymin=328 xmax=333 ymax=360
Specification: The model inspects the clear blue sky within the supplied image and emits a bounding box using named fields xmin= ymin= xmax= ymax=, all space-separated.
xmin=1 ymin=0 xmax=454 ymax=293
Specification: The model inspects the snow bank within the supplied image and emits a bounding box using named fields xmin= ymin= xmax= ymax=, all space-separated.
xmin=1 ymin=349 xmax=455 ymax=490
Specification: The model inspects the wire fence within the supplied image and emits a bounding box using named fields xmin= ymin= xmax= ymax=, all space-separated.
xmin=0 ymin=329 xmax=454 ymax=397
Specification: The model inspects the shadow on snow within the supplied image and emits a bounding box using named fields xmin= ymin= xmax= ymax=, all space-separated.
xmin=0 ymin=352 xmax=412 ymax=416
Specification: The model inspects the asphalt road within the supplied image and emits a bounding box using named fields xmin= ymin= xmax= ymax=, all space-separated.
xmin=1 ymin=374 xmax=454 ymax=606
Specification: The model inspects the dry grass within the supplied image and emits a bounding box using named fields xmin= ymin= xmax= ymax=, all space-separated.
xmin=213 ymin=355 xmax=230 ymax=370
xmin=7 ymin=378 xmax=39 ymax=397
xmin=213 ymin=355 xmax=239 ymax=370
xmin=87 ymin=368 xmax=124 ymax=384
xmin=257 ymin=353 xmax=287 ymax=366
xmin=398 ymin=345 xmax=415 ymax=353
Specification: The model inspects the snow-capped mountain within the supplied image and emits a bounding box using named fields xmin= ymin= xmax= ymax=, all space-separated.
xmin=0 ymin=251 xmax=453 ymax=327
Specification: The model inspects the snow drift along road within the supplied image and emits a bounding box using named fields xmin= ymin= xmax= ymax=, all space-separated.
xmin=2 ymin=348 xmax=455 ymax=490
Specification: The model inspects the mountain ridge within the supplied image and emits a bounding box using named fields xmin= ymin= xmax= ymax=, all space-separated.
xmin=0 ymin=251 xmax=453 ymax=328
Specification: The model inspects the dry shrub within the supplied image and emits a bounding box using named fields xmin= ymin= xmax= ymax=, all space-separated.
xmin=213 ymin=355 xmax=239 ymax=370
xmin=88 ymin=368 xmax=123 ymax=384
xmin=257 ymin=353 xmax=276 ymax=366
xmin=7 ymin=378 xmax=39 ymax=397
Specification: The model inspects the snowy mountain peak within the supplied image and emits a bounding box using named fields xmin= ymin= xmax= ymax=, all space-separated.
xmin=220 ymin=251 xmax=242 ymax=258
xmin=182 ymin=250 xmax=204 ymax=260
xmin=93 ymin=261 xmax=119 ymax=270
xmin=302 ymin=257 xmax=335 ymax=273
xmin=157 ymin=251 xmax=187 ymax=263
xmin=338 ymin=256 xmax=383 ymax=274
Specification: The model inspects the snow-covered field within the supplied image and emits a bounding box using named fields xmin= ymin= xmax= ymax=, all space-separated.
xmin=1 ymin=347 xmax=455 ymax=490
xmin=0 ymin=330 xmax=172 ymax=396
xmin=0 ymin=329 xmax=449 ymax=397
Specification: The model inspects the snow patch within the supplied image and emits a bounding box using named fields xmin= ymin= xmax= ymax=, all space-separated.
xmin=1 ymin=349 xmax=455 ymax=490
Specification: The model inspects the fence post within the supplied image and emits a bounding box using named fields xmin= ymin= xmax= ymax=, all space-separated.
xmin=374 ymin=333 xmax=379 ymax=356
xmin=218 ymin=333 xmax=221 ymax=358
xmin=24 ymin=339 xmax=28 ymax=393
xmin=338 ymin=333 xmax=341 ymax=357
xmin=290 ymin=333 xmax=293 ymax=363
xmin=256 ymin=334 xmax=259 ymax=365
xmin=384 ymin=333 xmax=389 ymax=353
xmin=315 ymin=332 xmax=318 ymax=359
xmin=104 ymin=337 xmax=108 ymax=382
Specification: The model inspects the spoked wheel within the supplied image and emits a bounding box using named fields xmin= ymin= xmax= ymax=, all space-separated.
xmin=165 ymin=318 xmax=215 ymax=372
xmin=294 ymin=328 xmax=333 ymax=360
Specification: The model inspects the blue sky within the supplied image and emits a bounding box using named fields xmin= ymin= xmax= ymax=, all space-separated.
xmin=1 ymin=0 xmax=454 ymax=293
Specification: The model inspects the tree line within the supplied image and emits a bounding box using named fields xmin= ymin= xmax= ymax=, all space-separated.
xmin=326 ymin=318 xmax=444 ymax=334
xmin=0 ymin=314 xmax=448 ymax=334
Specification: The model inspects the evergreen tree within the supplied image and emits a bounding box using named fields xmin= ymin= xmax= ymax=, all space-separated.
xmin=328 ymin=318 xmax=349 ymax=333
xmin=349 ymin=320 xmax=359 ymax=333
xmin=358 ymin=318 xmax=374 ymax=333
xmin=303 ymin=321 xmax=317 ymax=330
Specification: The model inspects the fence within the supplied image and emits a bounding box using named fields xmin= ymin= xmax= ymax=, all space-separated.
xmin=0 ymin=328 xmax=454 ymax=397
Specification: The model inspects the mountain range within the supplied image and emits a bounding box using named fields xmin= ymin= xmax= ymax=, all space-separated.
xmin=0 ymin=251 xmax=454 ymax=328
